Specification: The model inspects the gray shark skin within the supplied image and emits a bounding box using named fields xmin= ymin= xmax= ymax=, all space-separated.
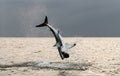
xmin=36 ymin=16 xmax=76 ymax=60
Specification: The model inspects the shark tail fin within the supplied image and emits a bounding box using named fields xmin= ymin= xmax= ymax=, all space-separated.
xmin=36 ymin=16 xmax=48 ymax=27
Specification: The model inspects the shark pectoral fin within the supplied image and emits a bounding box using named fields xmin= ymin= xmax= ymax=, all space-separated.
xmin=53 ymin=44 xmax=57 ymax=47
xmin=53 ymin=43 xmax=59 ymax=47
xmin=65 ymin=42 xmax=76 ymax=50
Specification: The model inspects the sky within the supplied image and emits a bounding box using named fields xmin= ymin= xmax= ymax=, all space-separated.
xmin=0 ymin=0 xmax=120 ymax=37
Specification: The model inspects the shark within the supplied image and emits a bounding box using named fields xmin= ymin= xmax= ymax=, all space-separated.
xmin=36 ymin=16 xmax=76 ymax=60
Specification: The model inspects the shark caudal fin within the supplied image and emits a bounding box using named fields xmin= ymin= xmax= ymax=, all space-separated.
xmin=36 ymin=16 xmax=48 ymax=27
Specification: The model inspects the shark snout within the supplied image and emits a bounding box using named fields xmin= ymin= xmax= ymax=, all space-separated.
xmin=62 ymin=52 xmax=69 ymax=58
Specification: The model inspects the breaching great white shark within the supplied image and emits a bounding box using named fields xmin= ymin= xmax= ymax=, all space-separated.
xmin=36 ymin=16 xmax=76 ymax=60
